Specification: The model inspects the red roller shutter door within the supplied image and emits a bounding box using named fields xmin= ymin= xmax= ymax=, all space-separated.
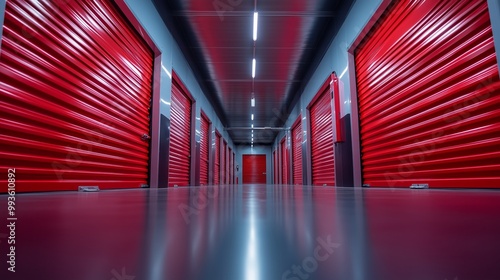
xmin=221 ymin=140 xmax=227 ymax=184
xmin=232 ymin=151 xmax=236 ymax=185
xmin=355 ymin=0 xmax=500 ymax=188
xmin=214 ymin=131 xmax=221 ymax=184
xmin=292 ymin=116 xmax=303 ymax=185
xmin=0 ymin=0 xmax=153 ymax=192
xmin=280 ymin=137 xmax=288 ymax=185
xmin=200 ymin=113 xmax=210 ymax=186
xmin=309 ymin=78 xmax=335 ymax=186
xmin=169 ymin=75 xmax=192 ymax=187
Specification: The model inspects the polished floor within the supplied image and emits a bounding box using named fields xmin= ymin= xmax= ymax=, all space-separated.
xmin=1 ymin=185 xmax=500 ymax=280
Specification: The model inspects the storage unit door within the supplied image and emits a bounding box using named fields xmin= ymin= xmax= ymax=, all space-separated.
xmin=243 ymin=155 xmax=267 ymax=184
xmin=280 ymin=138 xmax=288 ymax=185
xmin=292 ymin=117 xmax=303 ymax=185
xmin=309 ymin=83 xmax=335 ymax=186
xmin=214 ymin=132 xmax=221 ymax=184
xmin=0 ymin=0 xmax=153 ymax=192
xmin=200 ymin=114 xmax=210 ymax=185
xmin=232 ymin=152 xmax=236 ymax=185
xmin=221 ymin=140 xmax=227 ymax=184
xmin=355 ymin=0 xmax=500 ymax=188
xmin=169 ymin=77 xmax=192 ymax=187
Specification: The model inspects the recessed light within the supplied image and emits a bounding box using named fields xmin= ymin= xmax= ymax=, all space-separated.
xmin=253 ymin=12 xmax=258 ymax=41
xmin=252 ymin=58 xmax=256 ymax=78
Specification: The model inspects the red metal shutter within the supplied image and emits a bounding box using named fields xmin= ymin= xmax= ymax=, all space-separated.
xmin=169 ymin=75 xmax=192 ymax=187
xmin=200 ymin=113 xmax=210 ymax=185
xmin=0 ymin=0 xmax=153 ymax=192
xmin=214 ymin=131 xmax=221 ymax=184
xmin=280 ymin=137 xmax=288 ymax=184
xmin=221 ymin=140 xmax=227 ymax=184
xmin=309 ymin=78 xmax=335 ymax=186
xmin=232 ymin=151 xmax=236 ymax=185
xmin=292 ymin=116 xmax=303 ymax=185
xmin=242 ymin=155 xmax=267 ymax=184
xmin=355 ymin=0 xmax=500 ymax=188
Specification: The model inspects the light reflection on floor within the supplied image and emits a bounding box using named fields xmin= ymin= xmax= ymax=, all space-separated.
xmin=1 ymin=185 xmax=500 ymax=280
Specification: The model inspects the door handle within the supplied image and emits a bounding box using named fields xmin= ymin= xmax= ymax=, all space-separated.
xmin=262 ymin=172 xmax=266 ymax=175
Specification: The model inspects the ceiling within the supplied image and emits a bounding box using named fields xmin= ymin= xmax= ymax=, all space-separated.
xmin=152 ymin=0 xmax=355 ymax=145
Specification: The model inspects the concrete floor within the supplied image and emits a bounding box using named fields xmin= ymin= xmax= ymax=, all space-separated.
xmin=1 ymin=185 xmax=500 ymax=280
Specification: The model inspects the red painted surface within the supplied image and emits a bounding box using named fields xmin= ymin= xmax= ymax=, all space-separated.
xmin=200 ymin=112 xmax=210 ymax=185
xmin=221 ymin=140 xmax=227 ymax=184
xmin=355 ymin=0 xmax=500 ymax=188
xmin=242 ymin=155 xmax=267 ymax=184
xmin=280 ymin=137 xmax=288 ymax=185
xmin=232 ymin=151 xmax=236 ymax=185
xmin=291 ymin=116 xmax=303 ymax=185
xmin=308 ymin=77 xmax=335 ymax=186
xmin=169 ymin=73 xmax=192 ymax=187
xmin=214 ymin=131 xmax=221 ymax=185
xmin=0 ymin=0 xmax=153 ymax=192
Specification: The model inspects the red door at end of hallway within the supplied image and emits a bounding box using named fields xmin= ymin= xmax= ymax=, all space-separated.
xmin=243 ymin=155 xmax=267 ymax=184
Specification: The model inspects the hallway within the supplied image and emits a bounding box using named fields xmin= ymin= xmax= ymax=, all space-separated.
xmin=4 ymin=186 xmax=500 ymax=280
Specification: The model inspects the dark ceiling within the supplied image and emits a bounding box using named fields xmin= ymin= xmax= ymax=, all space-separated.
xmin=152 ymin=0 xmax=355 ymax=145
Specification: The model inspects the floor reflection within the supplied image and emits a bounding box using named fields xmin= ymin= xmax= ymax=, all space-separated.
xmin=2 ymin=186 xmax=500 ymax=280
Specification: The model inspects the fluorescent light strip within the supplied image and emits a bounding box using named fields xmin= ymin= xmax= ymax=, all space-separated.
xmin=251 ymin=97 xmax=255 ymax=107
xmin=253 ymin=12 xmax=258 ymax=41
xmin=251 ymin=114 xmax=254 ymax=120
xmin=252 ymin=58 xmax=256 ymax=78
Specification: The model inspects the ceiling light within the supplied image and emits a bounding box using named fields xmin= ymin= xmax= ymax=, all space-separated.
xmin=253 ymin=12 xmax=259 ymax=41
xmin=251 ymin=124 xmax=254 ymax=128
xmin=252 ymin=58 xmax=256 ymax=78
xmin=251 ymin=97 xmax=255 ymax=107
xmin=251 ymin=114 xmax=254 ymax=120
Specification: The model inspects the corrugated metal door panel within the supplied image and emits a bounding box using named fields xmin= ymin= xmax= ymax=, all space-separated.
xmin=242 ymin=155 xmax=267 ymax=184
xmin=214 ymin=131 xmax=221 ymax=185
xmin=280 ymin=137 xmax=288 ymax=185
xmin=355 ymin=0 xmax=500 ymax=188
xmin=309 ymin=79 xmax=335 ymax=186
xmin=0 ymin=0 xmax=153 ymax=192
xmin=169 ymin=76 xmax=192 ymax=187
xmin=232 ymin=151 xmax=236 ymax=185
xmin=221 ymin=140 xmax=227 ymax=184
xmin=292 ymin=116 xmax=303 ymax=185
xmin=200 ymin=113 xmax=210 ymax=185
